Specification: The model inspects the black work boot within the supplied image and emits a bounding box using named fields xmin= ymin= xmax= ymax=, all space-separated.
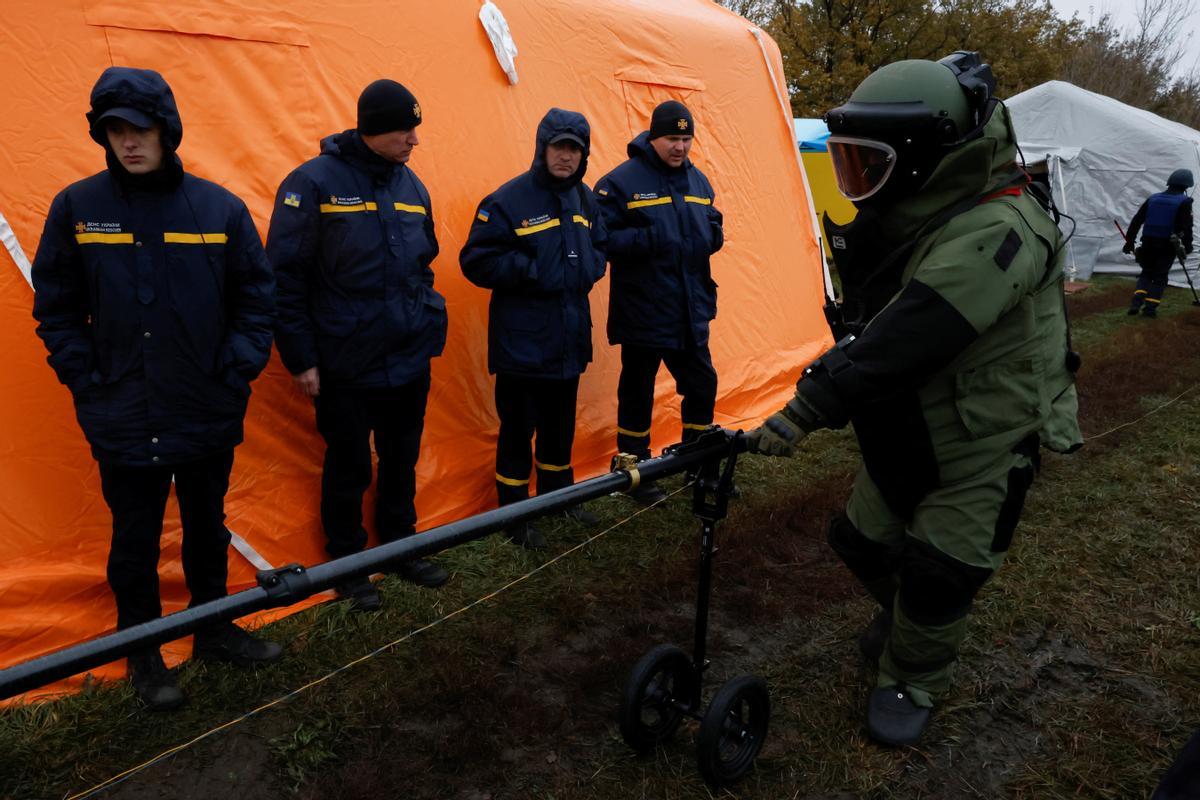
xmin=506 ymin=520 xmax=546 ymax=550
xmin=336 ymin=575 xmax=382 ymax=612
xmin=556 ymin=503 xmax=600 ymax=526
xmin=1142 ymin=304 xmax=1159 ymax=318
xmin=866 ymin=685 xmax=931 ymax=747
xmin=127 ymin=649 xmax=184 ymax=711
xmin=858 ymin=609 xmax=893 ymax=662
xmin=628 ymin=479 xmax=668 ymax=506
xmin=193 ymin=622 xmax=284 ymax=666
xmin=1127 ymin=305 xmax=1140 ymax=316
xmin=395 ymin=557 xmax=449 ymax=588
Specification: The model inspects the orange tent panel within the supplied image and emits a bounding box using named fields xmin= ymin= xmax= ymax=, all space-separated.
xmin=0 ymin=0 xmax=831 ymax=700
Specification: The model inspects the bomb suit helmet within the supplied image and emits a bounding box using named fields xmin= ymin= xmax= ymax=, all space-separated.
xmin=824 ymin=52 xmax=997 ymax=205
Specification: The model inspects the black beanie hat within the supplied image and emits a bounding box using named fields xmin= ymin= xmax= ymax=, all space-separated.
xmin=357 ymin=79 xmax=422 ymax=135
xmin=649 ymin=100 xmax=694 ymax=140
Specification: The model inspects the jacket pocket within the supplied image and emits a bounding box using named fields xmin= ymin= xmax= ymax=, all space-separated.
xmin=954 ymin=359 xmax=1041 ymax=440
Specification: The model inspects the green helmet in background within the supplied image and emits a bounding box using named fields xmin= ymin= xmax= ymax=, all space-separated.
xmin=824 ymin=51 xmax=997 ymax=205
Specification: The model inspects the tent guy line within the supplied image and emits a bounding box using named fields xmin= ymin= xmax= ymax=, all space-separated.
xmin=61 ymin=482 xmax=691 ymax=800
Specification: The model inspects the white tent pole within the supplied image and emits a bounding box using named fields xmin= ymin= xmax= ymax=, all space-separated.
xmin=748 ymin=27 xmax=834 ymax=300
xmin=1051 ymin=155 xmax=1078 ymax=282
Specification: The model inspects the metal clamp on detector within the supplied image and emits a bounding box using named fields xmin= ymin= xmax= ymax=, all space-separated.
xmin=613 ymin=428 xmax=770 ymax=787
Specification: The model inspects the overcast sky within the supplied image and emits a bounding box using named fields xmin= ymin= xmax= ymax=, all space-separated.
xmin=1047 ymin=0 xmax=1200 ymax=77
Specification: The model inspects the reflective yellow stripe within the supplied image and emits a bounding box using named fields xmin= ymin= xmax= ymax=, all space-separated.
xmin=617 ymin=426 xmax=650 ymax=438
xmin=1134 ymin=289 xmax=1148 ymax=295
xmin=74 ymin=232 xmax=134 ymax=244
xmin=572 ymin=215 xmax=591 ymax=228
xmin=495 ymin=473 xmax=530 ymax=487
xmin=394 ymin=202 xmax=427 ymax=215
xmin=534 ymin=460 xmax=571 ymax=472
xmin=683 ymin=195 xmax=712 ymax=205
xmin=626 ymin=197 xmax=672 ymax=210
xmin=319 ymin=202 xmax=379 ymax=213
xmin=1145 ymin=297 xmax=1162 ymax=304
xmin=163 ymin=232 xmax=229 ymax=244
xmin=682 ymin=422 xmax=711 ymax=431
xmin=514 ymin=218 xmax=561 ymax=236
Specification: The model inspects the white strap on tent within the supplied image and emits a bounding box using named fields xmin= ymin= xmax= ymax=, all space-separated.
xmin=479 ymin=1 xmax=519 ymax=85
xmin=748 ymin=27 xmax=834 ymax=300
xmin=0 ymin=207 xmax=33 ymax=287
xmin=1050 ymin=155 xmax=1077 ymax=281
xmin=169 ymin=475 xmax=274 ymax=572
xmin=228 ymin=527 xmax=274 ymax=572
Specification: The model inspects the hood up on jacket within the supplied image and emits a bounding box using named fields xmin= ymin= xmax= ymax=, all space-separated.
xmin=531 ymin=108 xmax=590 ymax=190
xmin=86 ymin=66 xmax=184 ymax=189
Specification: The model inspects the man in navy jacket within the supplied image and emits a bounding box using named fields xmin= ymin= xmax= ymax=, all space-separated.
xmin=460 ymin=109 xmax=607 ymax=549
xmin=267 ymin=79 xmax=449 ymax=607
xmin=595 ymin=101 xmax=724 ymax=503
xmin=1123 ymin=168 xmax=1194 ymax=317
xmin=31 ymin=67 xmax=281 ymax=710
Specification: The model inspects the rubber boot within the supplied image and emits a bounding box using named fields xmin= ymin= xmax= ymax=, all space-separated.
xmin=859 ymin=609 xmax=893 ymax=662
xmin=866 ymin=685 xmax=931 ymax=747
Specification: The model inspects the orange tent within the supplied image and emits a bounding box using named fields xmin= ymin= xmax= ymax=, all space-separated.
xmin=0 ymin=0 xmax=830 ymax=698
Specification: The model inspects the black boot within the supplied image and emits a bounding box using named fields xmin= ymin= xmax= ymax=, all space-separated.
xmin=127 ymin=649 xmax=184 ymax=711
xmin=193 ymin=622 xmax=284 ymax=666
xmin=336 ymin=575 xmax=382 ymax=612
xmin=866 ymin=685 xmax=931 ymax=747
xmin=858 ymin=609 xmax=893 ymax=662
xmin=506 ymin=520 xmax=546 ymax=550
xmin=628 ymin=479 xmax=668 ymax=505
xmin=394 ymin=558 xmax=449 ymax=588
xmin=1142 ymin=304 xmax=1159 ymax=318
xmin=556 ymin=503 xmax=600 ymax=525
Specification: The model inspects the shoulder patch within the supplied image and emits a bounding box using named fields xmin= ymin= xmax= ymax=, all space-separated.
xmin=476 ymin=208 xmax=490 ymax=223
xmin=283 ymin=191 xmax=302 ymax=208
xmin=994 ymin=228 xmax=1023 ymax=272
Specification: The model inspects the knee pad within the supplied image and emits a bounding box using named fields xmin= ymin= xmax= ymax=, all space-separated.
xmin=827 ymin=514 xmax=897 ymax=583
xmin=898 ymin=539 xmax=992 ymax=627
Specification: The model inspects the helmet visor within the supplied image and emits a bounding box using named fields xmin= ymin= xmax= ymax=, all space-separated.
xmin=827 ymin=136 xmax=897 ymax=201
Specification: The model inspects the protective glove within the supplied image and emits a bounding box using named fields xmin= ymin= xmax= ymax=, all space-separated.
xmin=748 ymin=402 xmax=810 ymax=457
xmin=1122 ymin=242 xmax=1134 ymax=255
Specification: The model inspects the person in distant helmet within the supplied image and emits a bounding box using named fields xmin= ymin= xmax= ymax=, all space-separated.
xmin=594 ymin=101 xmax=724 ymax=504
xmin=266 ymin=79 xmax=451 ymax=611
xmin=31 ymin=67 xmax=281 ymax=711
xmin=459 ymin=108 xmax=608 ymax=550
xmin=1122 ymin=169 xmax=1194 ymax=318
xmin=748 ymin=52 xmax=1082 ymax=746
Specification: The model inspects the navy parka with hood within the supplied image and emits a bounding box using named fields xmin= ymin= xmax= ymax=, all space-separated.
xmin=266 ymin=130 xmax=447 ymax=387
xmin=31 ymin=67 xmax=276 ymax=467
xmin=594 ymin=132 xmax=723 ymax=349
xmin=459 ymin=108 xmax=607 ymax=378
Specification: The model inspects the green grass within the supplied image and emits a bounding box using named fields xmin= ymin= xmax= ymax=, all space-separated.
xmin=3 ymin=276 xmax=1200 ymax=799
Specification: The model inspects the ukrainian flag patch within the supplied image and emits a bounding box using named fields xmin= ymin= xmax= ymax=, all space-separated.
xmin=283 ymin=191 xmax=302 ymax=208
xmin=476 ymin=208 xmax=490 ymax=223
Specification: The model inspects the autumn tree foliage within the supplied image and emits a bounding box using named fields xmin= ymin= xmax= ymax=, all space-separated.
xmin=722 ymin=0 xmax=1200 ymax=127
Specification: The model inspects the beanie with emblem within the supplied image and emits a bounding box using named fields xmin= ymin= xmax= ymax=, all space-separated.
xmin=357 ymin=79 xmax=422 ymax=135
xmin=649 ymin=100 xmax=694 ymax=140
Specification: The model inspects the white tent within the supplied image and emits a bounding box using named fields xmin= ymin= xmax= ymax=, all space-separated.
xmin=1007 ymin=80 xmax=1200 ymax=286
